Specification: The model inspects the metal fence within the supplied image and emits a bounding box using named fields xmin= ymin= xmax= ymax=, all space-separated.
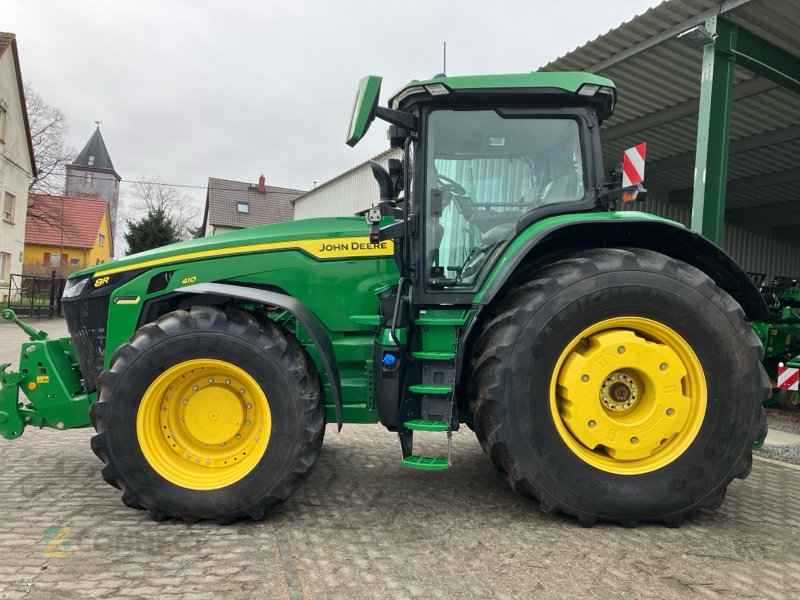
xmin=2 ymin=273 xmax=66 ymax=319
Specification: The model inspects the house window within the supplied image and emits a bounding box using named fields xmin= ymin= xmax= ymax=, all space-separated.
xmin=85 ymin=172 xmax=93 ymax=183
xmin=0 ymin=252 xmax=10 ymax=283
xmin=0 ymin=105 xmax=6 ymax=143
xmin=98 ymin=233 xmax=105 ymax=246
xmin=236 ymin=202 xmax=249 ymax=214
xmin=69 ymin=258 xmax=80 ymax=265
xmin=48 ymin=253 xmax=67 ymax=267
xmin=88 ymin=155 xmax=95 ymax=166
xmin=2 ymin=191 xmax=15 ymax=223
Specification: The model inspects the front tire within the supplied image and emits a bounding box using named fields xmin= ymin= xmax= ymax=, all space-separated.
xmin=470 ymin=248 xmax=768 ymax=526
xmin=90 ymin=306 xmax=324 ymax=523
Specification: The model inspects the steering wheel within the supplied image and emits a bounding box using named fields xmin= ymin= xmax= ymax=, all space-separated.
xmin=437 ymin=174 xmax=477 ymax=217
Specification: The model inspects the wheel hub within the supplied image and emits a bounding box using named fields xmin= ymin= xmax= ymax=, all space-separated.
xmin=183 ymin=385 xmax=245 ymax=445
xmin=137 ymin=359 xmax=272 ymax=489
xmin=551 ymin=318 xmax=706 ymax=474
xmin=600 ymin=373 xmax=638 ymax=411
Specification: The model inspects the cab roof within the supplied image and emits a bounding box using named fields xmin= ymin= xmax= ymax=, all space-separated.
xmin=389 ymin=71 xmax=617 ymax=120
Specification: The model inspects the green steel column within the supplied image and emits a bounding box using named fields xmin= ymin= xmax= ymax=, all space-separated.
xmin=690 ymin=16 xmax=736 ymax=245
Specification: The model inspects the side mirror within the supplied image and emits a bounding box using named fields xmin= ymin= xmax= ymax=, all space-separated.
xmin=346 ymin=75 xmax=382 ymax=147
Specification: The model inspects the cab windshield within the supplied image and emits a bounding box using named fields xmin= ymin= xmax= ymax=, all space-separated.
xmin=425 ymin=109 xmax=585 ymax=289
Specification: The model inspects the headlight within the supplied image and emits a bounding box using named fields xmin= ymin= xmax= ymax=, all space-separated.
xmin=62 ymin=275 xmax=91 ymax=299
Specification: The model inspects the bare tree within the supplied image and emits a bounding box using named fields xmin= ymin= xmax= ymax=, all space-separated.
xmin=24 ymin=83 xmax=76 ymax=195
xmin=122 ymin=177 xmax=200 ymax=244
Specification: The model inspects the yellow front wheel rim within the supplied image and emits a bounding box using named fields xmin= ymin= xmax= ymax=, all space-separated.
xmin=550 ymin=317 xmax=706 ymax=475
xmin=137 ymin=359 xmax=272 ymax=490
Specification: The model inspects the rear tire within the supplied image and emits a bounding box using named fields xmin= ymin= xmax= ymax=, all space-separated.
xmin=469 ymin=248 xmax=768 ymax=526
xmin=90 ymin=306 xmax=324 ymax=523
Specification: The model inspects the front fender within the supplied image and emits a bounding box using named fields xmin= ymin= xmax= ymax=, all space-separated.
xmin=176 ymin=282 xmax=344 ymax=430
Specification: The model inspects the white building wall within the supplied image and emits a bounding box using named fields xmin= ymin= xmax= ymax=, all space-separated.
xmin=293 ymin=149 xmax=402 ymax=220
xmin=0 ymin=45 xmax=35 ymax=296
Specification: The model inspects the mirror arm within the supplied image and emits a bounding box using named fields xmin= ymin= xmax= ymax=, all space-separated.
xmin=375 ymin=106 xmax=416 ymax=130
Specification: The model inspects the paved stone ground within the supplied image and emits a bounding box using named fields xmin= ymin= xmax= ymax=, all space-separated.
xmin=2 ymin=318 xmax=800 ymax=599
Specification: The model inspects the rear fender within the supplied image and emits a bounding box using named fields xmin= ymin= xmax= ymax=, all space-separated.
xmin=476 ymin=216 xmax=767 ymax=320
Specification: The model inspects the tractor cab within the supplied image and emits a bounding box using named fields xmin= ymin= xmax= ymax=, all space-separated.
xmin=348 ymin=72 xmax=641 ymax=306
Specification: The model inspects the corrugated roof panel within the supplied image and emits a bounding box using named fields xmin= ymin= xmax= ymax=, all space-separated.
xmin=728 ymin=0 xmax=800 ymax=56
xmin=541 ymin=0 xmax=722 ymax=72
xmin=539 ymin=0 xmax=800 ymax=252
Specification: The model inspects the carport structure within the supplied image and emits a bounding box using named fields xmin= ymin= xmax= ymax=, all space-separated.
xmin=541 ymin=0 xmax=800 ymax=278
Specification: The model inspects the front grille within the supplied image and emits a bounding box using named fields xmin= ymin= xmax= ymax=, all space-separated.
xmin=63 ymin=297 xmax=109 ymax=392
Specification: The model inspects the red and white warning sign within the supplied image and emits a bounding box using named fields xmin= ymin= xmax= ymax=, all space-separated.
xmin=622 ymin=143 xmax=646 ymax=188
xmin=778 ymin=364 xmax=800 ymax=391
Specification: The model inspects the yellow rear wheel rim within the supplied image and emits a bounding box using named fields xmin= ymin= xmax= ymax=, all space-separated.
xmin=137 ymin=359 xmax=272 ymax=490
xmin=550 ymin=317 xmax=706 ymax=475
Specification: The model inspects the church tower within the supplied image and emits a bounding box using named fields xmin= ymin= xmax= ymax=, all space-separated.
xmin=65 ymin=124 xmax=121 ymax=238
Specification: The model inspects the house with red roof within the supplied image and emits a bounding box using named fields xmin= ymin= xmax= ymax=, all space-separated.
xmin=24 ymin=194 xmax=111 ymax=277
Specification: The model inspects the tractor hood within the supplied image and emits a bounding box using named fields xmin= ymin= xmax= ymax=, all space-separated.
xmin=69 ymin=216 xmax=382 ymax=279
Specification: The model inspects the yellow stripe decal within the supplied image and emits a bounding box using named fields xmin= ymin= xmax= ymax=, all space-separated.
xmin=95 ymin=237 xmax=394 ymax=276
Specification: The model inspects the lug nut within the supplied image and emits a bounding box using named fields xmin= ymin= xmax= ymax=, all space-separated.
xmin=239 ymin=388 xmax=245 ymax=394
xmin=208 ymin=378 xmax=214 ymax=383
xmin=659 ymin=363 xmax=668 ymax=371
xmin=617 ymin=346 xmax=626 ymax=354
xmin=588 ymin=420 xmax=596 ymax=428
xmin=630 ymin=436 xmax=638 ymax=444
xmin=182 ymin=399 xmax=188 ymax=405
xmin=192 ymin=385 xmax=199 ymax=391
xmin=246 ymin=403 xmax=253 ymax=409
xmin=666 ymin=408 xmax=674 ymax=416
xmin=581 ymin=375 xmax=590 ymax=382
xmin=225 ymin=379 xmax=231 ymax=385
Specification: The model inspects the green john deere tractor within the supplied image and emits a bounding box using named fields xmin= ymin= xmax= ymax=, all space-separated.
xmin=0 ymin=72 xmax=769 ymax=526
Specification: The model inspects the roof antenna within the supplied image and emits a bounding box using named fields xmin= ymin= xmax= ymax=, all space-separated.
xmin=434 ymin=42 xmax=447 ymax=78
xmin=94 ymin=120 xmax=102 ymax=128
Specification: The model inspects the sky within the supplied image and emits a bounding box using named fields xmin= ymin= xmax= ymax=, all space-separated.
xmin=5 ymin=0 xmax=664 ymax=225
